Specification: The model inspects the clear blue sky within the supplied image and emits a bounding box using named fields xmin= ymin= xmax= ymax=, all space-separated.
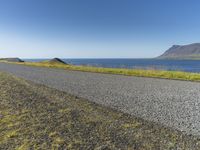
xmin=0 ymin=0 xmax=200 ymax=58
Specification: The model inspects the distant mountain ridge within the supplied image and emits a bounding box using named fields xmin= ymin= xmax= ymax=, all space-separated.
xmin=158 ymin=43 xmax=200 ymax=59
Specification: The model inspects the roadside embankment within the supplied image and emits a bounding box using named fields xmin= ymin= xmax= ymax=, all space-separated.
xmin=9 ymin=59 xmax=200 ymax=82
xmin=1 ymin=62 xmax=200 ymax=137
xmin=0 ymin=72 xmax=200 ymax=149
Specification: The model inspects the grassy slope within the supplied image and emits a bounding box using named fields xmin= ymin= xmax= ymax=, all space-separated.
xmin=0 ymin=72 xmax=200 ymax=149
xmin=12 ymin=61 xmax=200 ymax=82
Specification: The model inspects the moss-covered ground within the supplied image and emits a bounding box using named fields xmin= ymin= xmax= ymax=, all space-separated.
xmin=0 ymin=72 xmax=200 ymax=149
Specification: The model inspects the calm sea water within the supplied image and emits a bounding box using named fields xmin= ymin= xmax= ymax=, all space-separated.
xmin=24 ymin=59 xmax=200 ymax=73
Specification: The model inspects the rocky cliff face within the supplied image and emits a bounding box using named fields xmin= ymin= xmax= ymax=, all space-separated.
xmin=158 ymin=43 xmax=200 ymax=59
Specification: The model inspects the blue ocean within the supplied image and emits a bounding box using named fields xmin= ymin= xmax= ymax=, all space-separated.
xmin=24 ymin=59 xmax=200 ymax=73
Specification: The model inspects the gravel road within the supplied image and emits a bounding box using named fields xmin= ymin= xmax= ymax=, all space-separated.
xmin=1 ymin=62 xmax=200 ymax=136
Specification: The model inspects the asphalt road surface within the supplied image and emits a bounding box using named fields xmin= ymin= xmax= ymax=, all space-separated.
xmin=1 ymin=62 xmax=200 ymax=136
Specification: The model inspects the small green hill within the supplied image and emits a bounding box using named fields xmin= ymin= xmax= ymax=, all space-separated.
xmin=47 ymin=58 xmax=66 ymax=64
xmin=0 ymin=58 xmax=24 ymax=62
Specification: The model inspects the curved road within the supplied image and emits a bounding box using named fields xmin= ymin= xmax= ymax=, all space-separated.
xmin=1 ymin=62 xmax=200 ymax=136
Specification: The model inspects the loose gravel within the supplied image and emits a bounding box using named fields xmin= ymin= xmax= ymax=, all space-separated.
xmin=1 ymin=62 xmax=200 ymax=136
